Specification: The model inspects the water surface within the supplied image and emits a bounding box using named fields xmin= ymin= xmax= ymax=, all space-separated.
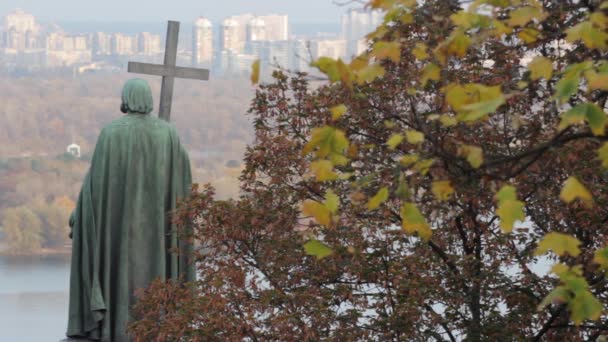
xmin=0 ymin=255 xmax=71 ymax=342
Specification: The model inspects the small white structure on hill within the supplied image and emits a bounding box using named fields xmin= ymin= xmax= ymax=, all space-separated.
xmin=67 ymin=142 xmax=81 ymax=158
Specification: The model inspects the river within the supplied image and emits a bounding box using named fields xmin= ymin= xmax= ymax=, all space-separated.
xmin=0 ymin=255 xmax=71 ymax=342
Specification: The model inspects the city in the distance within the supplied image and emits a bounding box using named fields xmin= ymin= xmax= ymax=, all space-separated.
xmin=0 ymin=8 xmax=382 ymax=76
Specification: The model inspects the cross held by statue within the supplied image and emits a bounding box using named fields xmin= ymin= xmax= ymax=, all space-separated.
xmin=128 ymin=20 xmax=210 ymax=121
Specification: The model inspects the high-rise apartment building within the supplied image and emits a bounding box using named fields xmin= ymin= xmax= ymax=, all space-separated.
xmin=137 ymin=32 xmax=162 ymax=55
xmin=220 ymin=17 xmax=241 ymax=53
xmin=341 ymin=8 xmax=383 ymax=58
xmin=247 ymin=17 xmax=266 ymax=42
xmin=1 ymin=9 xmax=40 ymax=50
xmin=258 ymin=14 xmax=289 ymax=41
xmin=192 ymin=17 xmax=213 ymax=66
xmin=311 ymin=39 xmax=347 ymax=60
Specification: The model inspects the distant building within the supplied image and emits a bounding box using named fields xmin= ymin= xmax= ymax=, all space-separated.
xmin=258 ymin=14 xmax=289 ymax=41
xmin=310 ymin=39 xmax=347 ymax=60
xmin=136 ymin=32 xmax=161 ymax=55
xmin=92 ymin=32 xmax=112 ymax=55
xmin=66 ymin=143 xmax=81 ymax=158
xmin=192 ymin=17 xmax=213 ymax=67
xmin=111 ymin=33 xmax=135 ymax=55
xmin=247 ymin=17 xmax=266 ymax=42
xmin=220 ymin=17 xmax=241 ymax=53
xmin=341 ymin=8 xmax=383 ymax=58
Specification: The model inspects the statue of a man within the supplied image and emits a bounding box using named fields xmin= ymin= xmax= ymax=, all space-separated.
xmin=66 ymin=79 xmax=195 ymax=341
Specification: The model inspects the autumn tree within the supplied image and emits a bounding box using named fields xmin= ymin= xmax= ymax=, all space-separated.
xmin=131 ymin=0 xmax=608 ymax=340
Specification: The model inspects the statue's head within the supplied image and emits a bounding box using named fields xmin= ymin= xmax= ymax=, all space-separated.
xmin=120 ymin=78 xmax=154 ymax=114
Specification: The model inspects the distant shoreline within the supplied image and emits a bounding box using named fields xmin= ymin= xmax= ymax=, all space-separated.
xmin=0 ymin=245 xmax=71 ymax=257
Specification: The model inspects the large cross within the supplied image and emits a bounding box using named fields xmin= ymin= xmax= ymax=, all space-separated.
xmin=128 ymin=20 xmax=210 ymax=121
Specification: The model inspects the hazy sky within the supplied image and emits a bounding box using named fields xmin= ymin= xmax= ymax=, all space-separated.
xmin=1 ymin=0 xmax=348 ymax=23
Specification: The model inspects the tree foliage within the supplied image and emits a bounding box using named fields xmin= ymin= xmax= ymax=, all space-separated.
xmin=131 ymin=0 xmax=608 ymax=340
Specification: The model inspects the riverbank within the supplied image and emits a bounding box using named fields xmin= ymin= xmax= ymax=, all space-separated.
xmin=0 ymin=242 xmax=71 ymax=257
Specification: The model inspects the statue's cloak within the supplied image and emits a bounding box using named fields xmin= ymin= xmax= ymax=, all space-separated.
xmin=66 ymin=114 xmax=195 ymax=342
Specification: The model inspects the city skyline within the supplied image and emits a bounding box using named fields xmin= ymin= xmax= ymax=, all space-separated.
xmin=0 ymin=7 xmax=382 ymax=76
xmin=0 ymin=0 xmax=348 ymax=24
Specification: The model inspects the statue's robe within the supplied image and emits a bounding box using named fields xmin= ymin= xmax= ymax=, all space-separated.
xmin=66 ymin=114 xmax=195 ymax=341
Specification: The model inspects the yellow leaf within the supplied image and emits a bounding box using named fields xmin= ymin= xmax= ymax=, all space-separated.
xmin=597 ymin=143 xmax=608 ymax=168
xmin=439 ymin=115 xmax=458 ymax=127
xmin=302 ymin=200 xmax=332 ymax=227
xmin=432 ymin=181 xmax=454 ymax=201
xmin=445 ymin=84 xmax=467 ymax=111
xmin=251 ymin=59 xmax=261 ymax=85
xmin=405 ymin=130 xmax=425 ymax=144
xmin=310 ymin=160 xmax=338 ymax=182
xmin=593 ymin=247 xmax=608 ymax=269
xmin=518 ymin=28 xmax=540 ymax=44
xmin=508 ymin=7 xmax=546 ymax=27
xmin=401 ymin=202 xmax=432 ymax=240
xmin=372 ymin=41 xmax=401 ymax=63
xmin=447 ymin=30 xmax=472 ymax=57
xmin=535 ymin=232 xmax=582 ymax=257
xmin=324 ymin=190 xmax=340 ymax=214
xmin=387 ymin=134 xmax=404 ymax=150
xmin=413 ymin=158 xmax=434 ymax=175
xmin=412 ymin=42 xmax=429 ymax=60
xmin=560 ymin=177 xmax=593 ymax=205
xmin=330 ymin=104 xmax=347 ymax=121
xmin=367 ymin=187 xmax=389 ymax=210
xmin=566 ymin=21 xmax=608 ymax=50
xmin=421 ymin=63 xmax=441 ymax=86
xmin=355 ymin=64 xmax=386 ymax=84
xmin=528 ymin=56 xmax=553 ymax=80
xmin=584 ymin=70 xmax=608 ymax=91
xmin=400 ymin=154 xmax=419 ymax=166
xmin=459 ymin=145 xmax=484 ymax=168
xmin=495 ymin=185 xmax=525 ymax=233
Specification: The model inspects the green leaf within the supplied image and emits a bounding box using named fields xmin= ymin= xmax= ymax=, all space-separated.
xmin=387 ymin=134 xmax=404 ymax=150
xmin=554 ymin=76 xmax=579 ymax=103
xmin=535 ymin=232 xmax=582 ymax=257
xmin=597 ymin=143 xmax=608 ymax=168
xmin=528 ymin=56 xmax=553 ymax=80
xmin=459 ymin=95 xmax=505 ymax=122
xmin=559 ymin=103 xmax=607 ymax=136
xmin=324 ymin=190 xmax=340 ymax=214
xmin=495 ymin=185 xmax=526 ymax=233
xmin=570 ymin=291 xmax=603 ymax=325
xmin=367 ymin=187 xmax=389 ymax=210
xmin=330 ymin=104 xmax=347 ymax=121
xmin=251 ymin=59 xmax=261 ymax=85
xmin=432 ymin=181 xmax=454 ymax=201
xmin=304 ymin=239 xmax=333 ymax=260
xmin=312 ymin=57 xmax=340 ymax=83
xmin=405 ymin=130 xmax=425 ymax=144
xmin=538 ymin=286 xmax=570 ymax=311
xmin=401 ymin=202 xmax=432 ymax=240
xmin=560 ymin=177 xmax=593 ymax=205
